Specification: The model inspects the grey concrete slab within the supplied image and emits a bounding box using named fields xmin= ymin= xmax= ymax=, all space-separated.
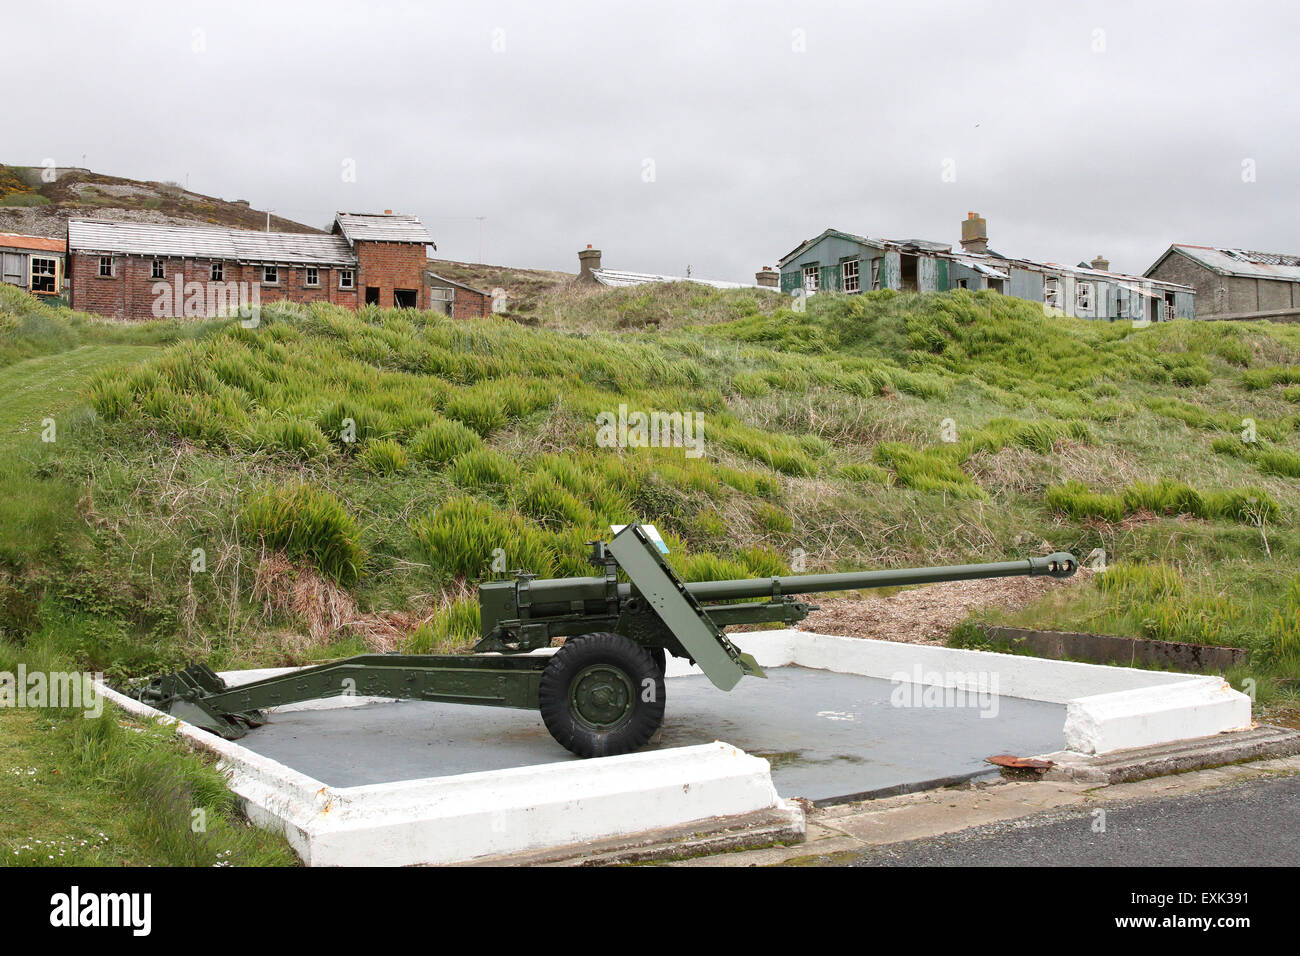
xmin=237 ymin=666 xmax=1066 ymax=802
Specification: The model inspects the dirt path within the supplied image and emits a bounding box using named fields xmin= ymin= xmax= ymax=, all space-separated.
xmin=794 ymin=571 xmax=1090 ymax=645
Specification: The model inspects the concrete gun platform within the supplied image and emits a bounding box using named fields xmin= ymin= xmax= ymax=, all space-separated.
xmin=237 ymin=667 xmax=1066 ymax=803
xmin=97 ymin=628 xmax=1255 ymax=865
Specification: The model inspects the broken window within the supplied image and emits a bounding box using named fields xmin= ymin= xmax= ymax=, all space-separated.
xmin=339 ymin=269 xmax=354 ymax=290
xmin=151 ymin=259 xmax=164 ymax=280
xmin=842 ymin=259 xmax=860 ymax=293
xmin=394 ymin=289 xmax=418 ymax=309
xmin=99 ymin=256 xmax=114 ymax=278
xmin=211 ymin=262 xmax=224 ymax=282
xmin=365 ymin=287 xmax=380 ymax=305
xmin=870 ymin=258 xmax=881 ymax=290
xmin=30 ymin=257 xmax=56 ymax=294
xmin=305 ymin=267 xmax=319 ymax=287
xmin=1044 ymin=276 xmax=1062 ymax=310
xmin=956 ymin=278 xmax=969 ymax=290
xmin=1076 ymin=282 xmax=1092 ymax=311
xmin=263 ymin=265 xmax=278 ymax=285
xmin=802 ymin=265 xmax=819 ymax=293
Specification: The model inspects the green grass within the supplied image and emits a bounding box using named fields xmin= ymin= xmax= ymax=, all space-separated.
xmin=0 ymin=321 xmax=294 ymax=866
xmin=2 ymin=283 xmax=1299 ymax=703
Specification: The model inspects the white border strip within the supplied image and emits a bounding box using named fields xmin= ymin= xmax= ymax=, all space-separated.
xmin=720 ymin=630 xmax=1252 ymax=754
xmin=95 ymin=682 xmax=794 ymax=866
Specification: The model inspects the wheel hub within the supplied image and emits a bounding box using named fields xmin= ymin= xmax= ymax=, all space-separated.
xmin=569 ymin=663 xmax=634 ymax=731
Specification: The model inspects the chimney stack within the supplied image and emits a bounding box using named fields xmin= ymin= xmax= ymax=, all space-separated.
xmin=755 ymin=265 xmax=779 ymax=288
xmin=578 ymin=244 xmax=602 ymax=281
xmin=1090 ymin=254 xmax=1110 ymax=271
xmin=959 ymin=211 xmax=988 ymax=254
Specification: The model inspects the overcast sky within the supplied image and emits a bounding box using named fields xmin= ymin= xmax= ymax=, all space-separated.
xmin=5 ymin=0 xmax=1298 ymax=280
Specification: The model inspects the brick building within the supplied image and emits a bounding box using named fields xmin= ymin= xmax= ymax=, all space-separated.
xmin=426 ymin=270 xmax=494 ymax=318
xmin=66 ymin=212 xmax=436 ymax=321
xmin=1145 ymin=244 xmax=1300 ymax=321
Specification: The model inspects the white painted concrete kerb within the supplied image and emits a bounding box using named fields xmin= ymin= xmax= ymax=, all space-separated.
xmin=95 ymin=681 xmax=795 ymax=867
xmin=723 ymin=630 xmax=1252 ymax=755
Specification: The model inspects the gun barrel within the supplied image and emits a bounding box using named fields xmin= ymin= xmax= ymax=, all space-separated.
xmin=685 ymin=553 xmax=1078 ymax=603
xmin=495 ymin=552 xmax=1078 ymax=609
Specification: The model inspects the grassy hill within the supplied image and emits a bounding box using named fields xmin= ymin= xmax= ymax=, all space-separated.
xmin=2 ymin=282 xmax=1299 ymax=706
xmin=0 ymin=164 xmax=319 ymax=238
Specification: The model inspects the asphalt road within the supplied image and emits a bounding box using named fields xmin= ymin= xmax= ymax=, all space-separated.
xmin=850 ymin=774 xmax=1300 ymax=866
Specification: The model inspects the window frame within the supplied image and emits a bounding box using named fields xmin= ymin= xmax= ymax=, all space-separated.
xmin=98 ymin=256 xmax=114 ymax=278
xmin=1043 ymin=276 xmax=1062 ymax=310
xmin=262 ymin=265 xmax=279 ymax=286
xmin=304 ymin=266 xmax=320 ymax=288
xmin=1076 ymin=282 xmax=1093 ymax=312
xmin=151 ymin=259 xmax=165 ymax=280
xmin=30 ymin=256 xmax=57 ymax=293
xmin=802 ymin=265 xmax=819 ymax=293
xmin=841 ymin=258 xmax=860 ymax=294
xmin=210 ymin=262 xmax=224 ymax=282
xmin=339 ymin=269 xmax=354 ymax=290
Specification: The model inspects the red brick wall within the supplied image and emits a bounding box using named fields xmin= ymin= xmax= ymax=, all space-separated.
xmin=354 ymin=241 xmax=429 ymax=309
xmin=69 ymin=253 xmax=361 ymax=321
xmin=451 ymin=288 xmax=492 ymax=318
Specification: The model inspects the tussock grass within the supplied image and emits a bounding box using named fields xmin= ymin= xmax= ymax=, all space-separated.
xmin=1 ymin=283 xmax=1298 ymax=707
xmin=1045 ymin=479 xmax=1279 ymax=525
xmin=239 ymin=482 xmax=365 ymax=586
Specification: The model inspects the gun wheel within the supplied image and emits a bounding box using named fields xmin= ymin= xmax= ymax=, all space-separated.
xmin=539 ymin=632 xmax=665 ymax=758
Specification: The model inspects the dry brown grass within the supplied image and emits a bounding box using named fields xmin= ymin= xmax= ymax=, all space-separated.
xmin=248 ymin=550 xmax=447 ymax=654
xmin=797 ymin=570 xmax=1093 ymax=646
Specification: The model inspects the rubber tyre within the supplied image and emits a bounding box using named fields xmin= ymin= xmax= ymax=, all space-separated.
xmin=539 ymin=633 xmax=666 ymax=758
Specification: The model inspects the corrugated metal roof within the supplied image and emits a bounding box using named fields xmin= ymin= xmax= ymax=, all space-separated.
xmin=426 ymin=271 xmax=490 ymax=296
xmin=591 ymin=268 xmax=761 ymax=290
xmin=334 ymin=213 xmax=433 ymax=245
xmin=1169 ymin=244 xmax=1300 ymax=281
xmin=962 ymin=249 xmax=1193 ymax=291
xmin=777 ymin=227 xmax=889 ymax=265
xmin=0 ymin=233 xmax=65 ymax=253
xmin=67 ymin=219 xmax=356 ymax=265
xmin=949 ymin=255 xmax=1008 ymax=280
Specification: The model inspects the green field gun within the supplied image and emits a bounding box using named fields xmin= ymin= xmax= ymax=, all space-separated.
xmin=132 ymin=524 xmax=1077 ymax=757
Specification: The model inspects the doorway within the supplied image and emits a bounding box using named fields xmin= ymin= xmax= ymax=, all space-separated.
xmin=365 ymin=287 xmax=380 ymax=305
xmin=899 ymin=254 xmax=918 ymax=291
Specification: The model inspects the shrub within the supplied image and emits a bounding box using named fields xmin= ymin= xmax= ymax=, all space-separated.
xmin=358 ymin=439 xmax=409 ymax=475
xmin=407 ymin=597 xmax=481 ymax=653
xmin=754 ymin=501 xmax=794 ymax=533
xmin=412 ymin=496 xmax=555 ymax=579
xmin=1044 ymin=481 xmax=1124 ymax=523
xmin=872 ymin=442 xmax=983 ymax=498
xmin=676 ymin=552 xmax=749 ymax=582
xmin=410 ymin=417 xmax=482 ymax=464
xmin=512 ymin=473 xmax=590 ymax=526
xmin=239 ymin=482 xmax=365 ymax=585
xmin=450 ymin=448 xmax=519 ymax=489
xmin=736 ymin=544 xmax=788 ymax=578
xmin=247 ymin=416 xmax=332 ymax=458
